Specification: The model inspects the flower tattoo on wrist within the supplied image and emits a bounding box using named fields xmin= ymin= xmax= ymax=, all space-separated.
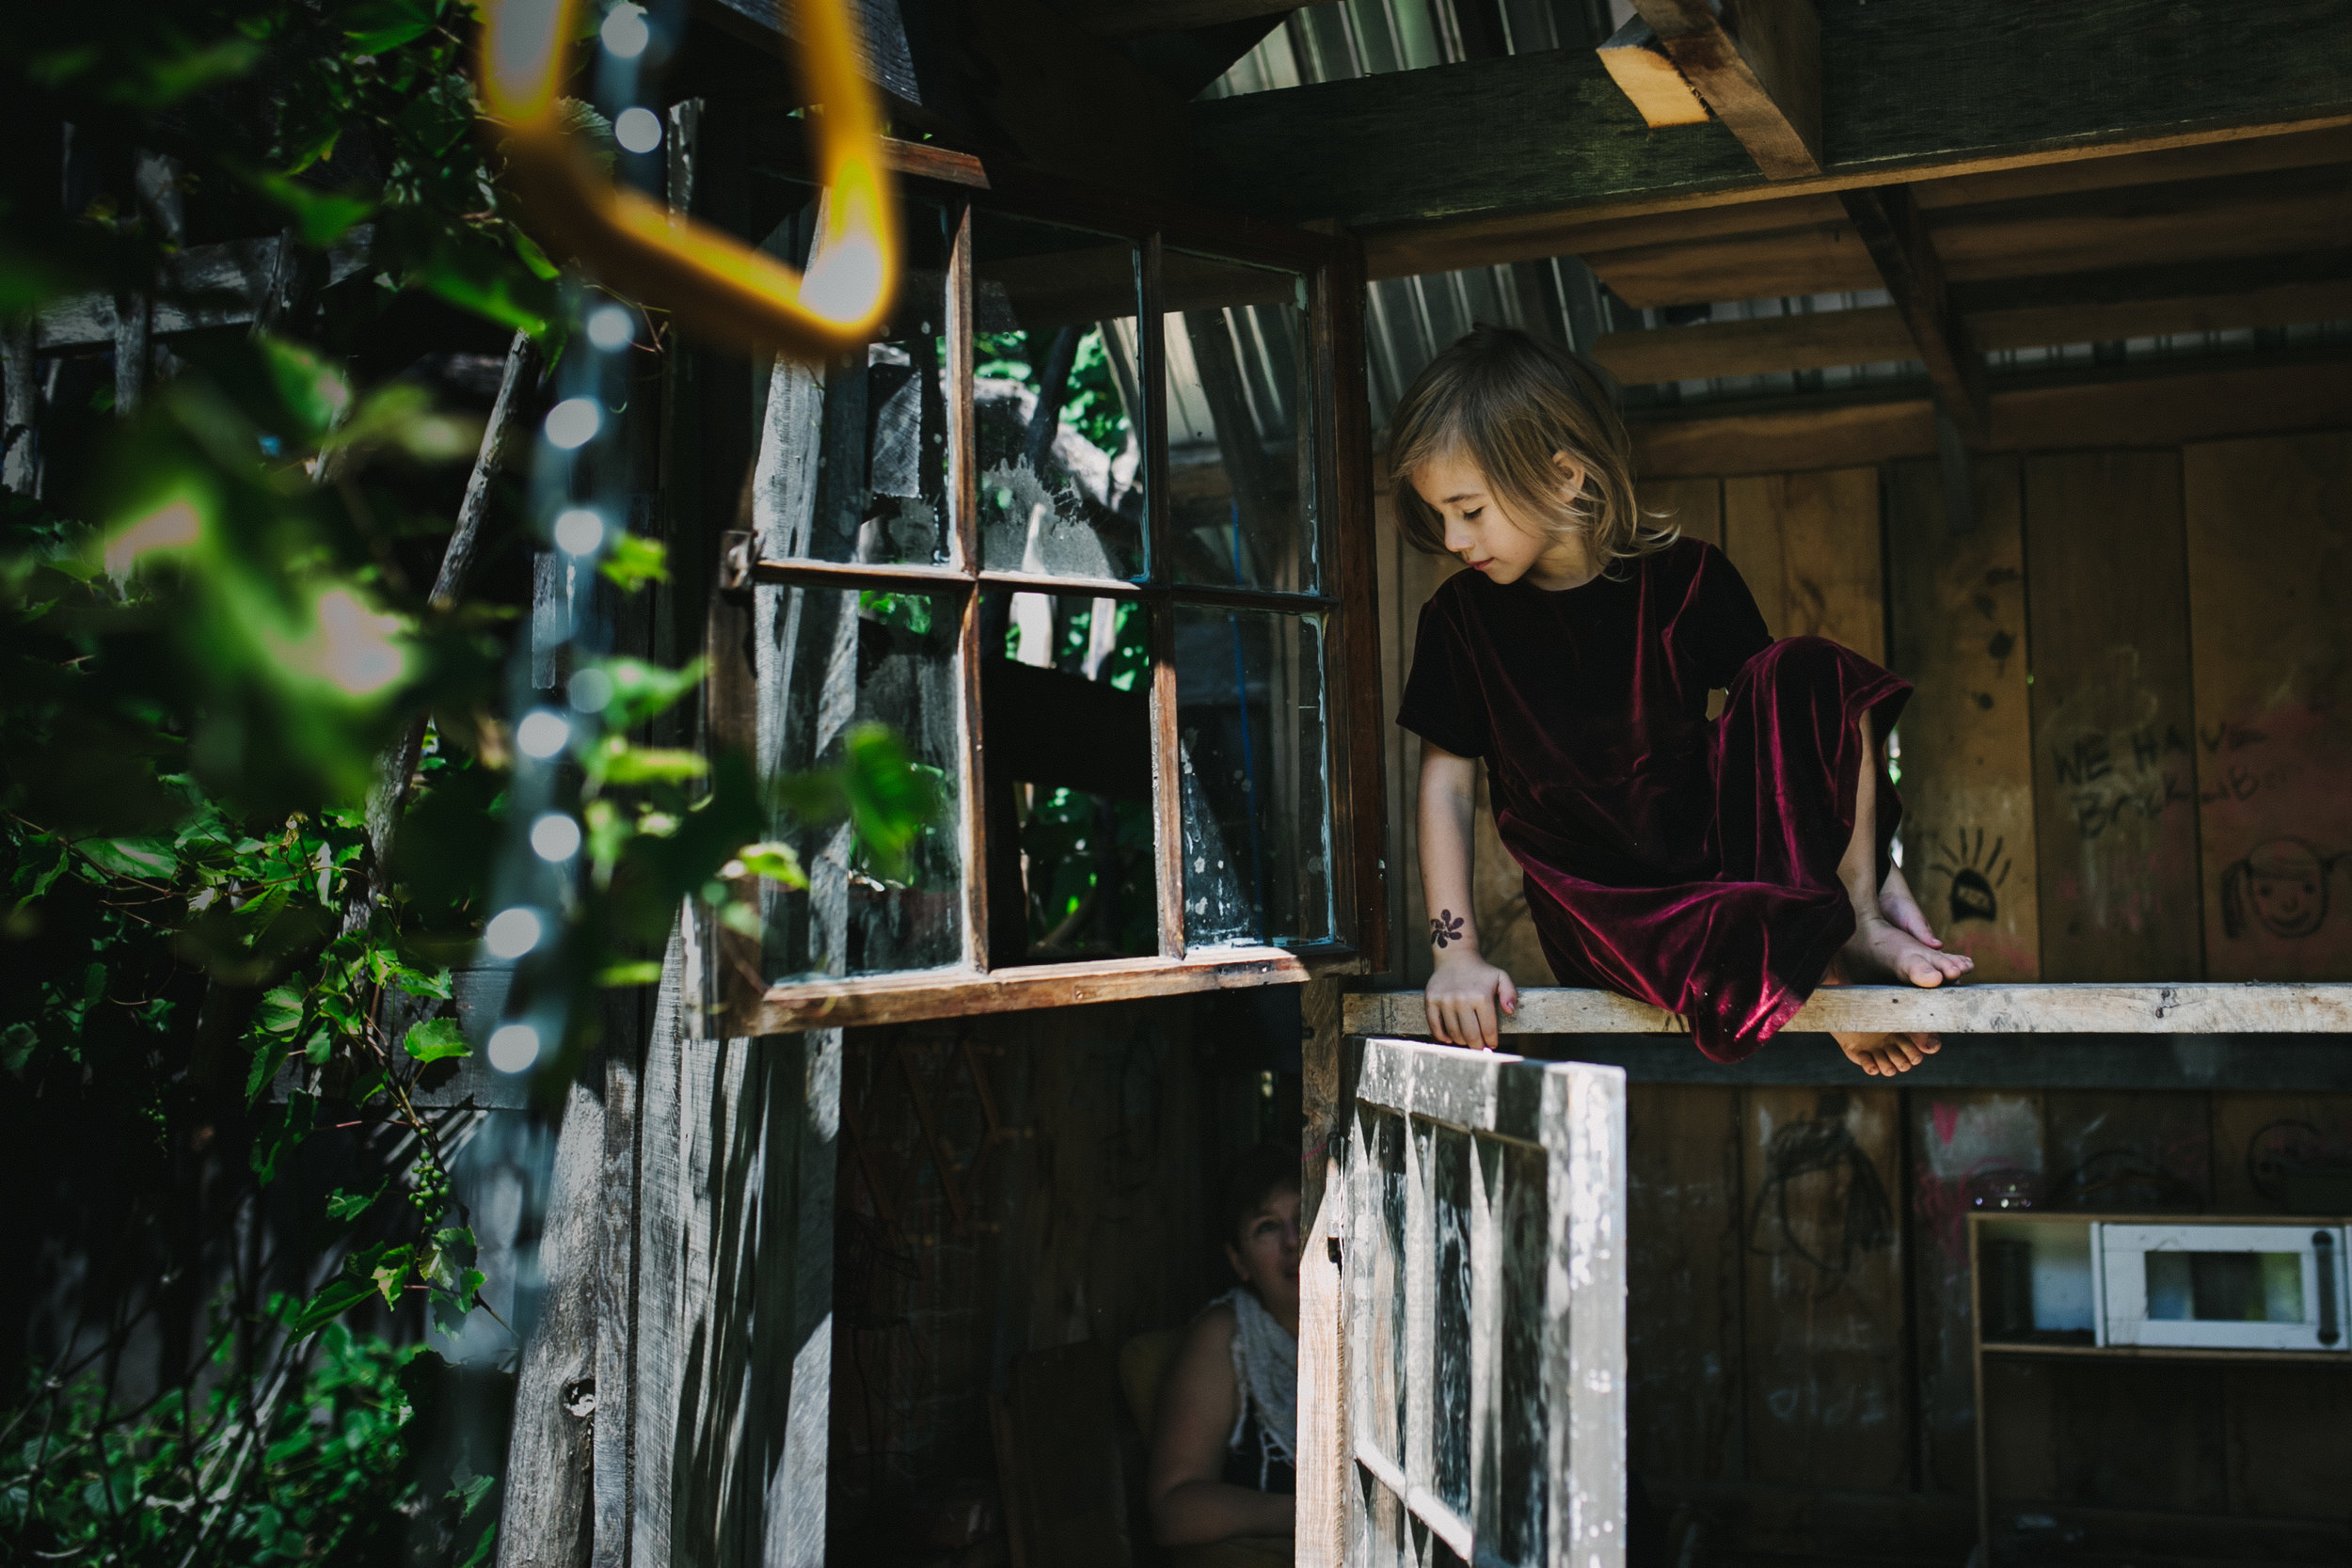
xmin=1429 ymin=910 xmax=1465 ymax=949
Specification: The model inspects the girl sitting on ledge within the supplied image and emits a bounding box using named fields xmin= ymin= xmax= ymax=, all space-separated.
xmin=1396 ymin=326 xmax=1972 ymax=1076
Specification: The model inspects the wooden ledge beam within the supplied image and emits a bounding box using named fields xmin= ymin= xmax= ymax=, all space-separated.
xmin=1838 ymin=184 xmax=1986 ymax=435
xmin=1190 ymin=0 xmax=2352 ymax=261
xmin=1343 ymin=983 xmax=2352 ymax=1037
xmin=1626 ymin=0 xmax=1821 ymax=179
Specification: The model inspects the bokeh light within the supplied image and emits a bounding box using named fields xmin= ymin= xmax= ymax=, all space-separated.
xmin=487 ymin=1022 xmax=542 ymax=1073
xmin=567 ymin=667 xmax=614 ymax=713
xmin=484 ymin=907 xmax=544 ymax=959
xmin=531 ymin=813 xmax=583 ymax=862
xmin=516 ymin=710 xmax=571 ymax=758
xmin=613 ymin=106 xmax=662 ymax=154
xmin=553 ymin=507 xmax=604 ymax=554
xmin=586 ymin=306 xmax=635 ymax=352
xmin=599 ymin=3 xmax=651 ymax=59
xmin=544 ymin=398 xmax=601 ymax=450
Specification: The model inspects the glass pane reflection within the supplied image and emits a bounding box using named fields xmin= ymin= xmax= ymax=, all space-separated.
xmin=1165 ymin=253 xmax=1315 ymax=594
xmin=751 ymin=190 xmax=954 ymax=566
xmin=973 ymin=213 xmax=1146 ymax=580
xmin=1175 ymin=605 xmax=1330 ymax=947
xmin=979 ymin=591 xmax=1157 ymax=963
xmin=757 ymin=587 xmax=962 ymax=978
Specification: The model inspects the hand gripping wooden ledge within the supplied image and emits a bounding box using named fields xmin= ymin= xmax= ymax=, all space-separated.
xmin=1342 ymin=983 xmax=2352 ymax=1037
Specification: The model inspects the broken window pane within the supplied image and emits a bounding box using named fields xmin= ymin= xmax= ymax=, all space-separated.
xmin=978 ymin=590 xmax=1156 ymax=964
xmin=1165 ymin=253 xmax=1316 ymax=594
xmin=751 ymin=189 xmax=954 ymax=566
xmin=973 ymin=213 xmax=1146 ymax=581
xmin=1174 ymin=605 xmax=1331 ymax=947
xmin=757 ymin=586 xmax=962 ymax=979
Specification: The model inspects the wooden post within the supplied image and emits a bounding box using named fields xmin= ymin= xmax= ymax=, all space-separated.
xmin=496 ymin=1068 xmax=604 ymax=1568
xmin=1296 ymin=976 xmax=1346 ymax=1568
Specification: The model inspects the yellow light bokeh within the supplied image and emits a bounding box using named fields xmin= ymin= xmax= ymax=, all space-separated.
xmin=476 ymin=0 xmax=900 ymax=358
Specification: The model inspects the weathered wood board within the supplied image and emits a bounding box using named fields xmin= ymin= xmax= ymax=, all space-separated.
xmin=1907 ymin=1090 xmax=2041 ymax=1498
xmin=1640 ymin=475 xmax=1724 ymax=550
xmin=1723 ymin=467 xmax=1884 ymax=662
xmin=2024 ymin=451 xmax=2202 ymax=981
xmin=1343 ymin=982 xmax=2352 ymax=1037
xmin=2040 ymin=1089 xmax=2214 ymax=1211
xmin=1740 ymin=1086 xmax=1908 ymax=1492
xmin=1625 ymin=1084 xmax=1746 ymax=1485
xmin=2183 ymin=433 xmax=2352 ymax=981
xmin=2206 ymin=1090 xmax=2352 ymax=1213
xmin=1886 ymin=456 xmax=2041 ymax=980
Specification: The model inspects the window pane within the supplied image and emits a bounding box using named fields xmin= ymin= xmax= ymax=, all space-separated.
xmin=979 ymin=590 xmax=1156 ymax=963
xmin=973 ymin=213 xmax=1146 ymax=580
xmin=758 ymin=586 xmax=962 ymax=978
xmin=752 ymin=187 xmax=954 ymax=566
xmin=1165 ymin=253 xmax=1316 ymax=594
xmin=1174 ymin=605 xmax=1331 ymax=946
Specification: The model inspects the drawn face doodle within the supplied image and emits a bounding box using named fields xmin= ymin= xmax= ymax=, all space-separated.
xmin=2237 ymin=838 xmax=2328 ymax=939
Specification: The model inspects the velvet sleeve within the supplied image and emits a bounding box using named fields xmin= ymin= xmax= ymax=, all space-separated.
xmin=1397 ymin=594 xmax=1490 ymax=758
xmin=1677 ymin=542 xmax=1775 ymax=689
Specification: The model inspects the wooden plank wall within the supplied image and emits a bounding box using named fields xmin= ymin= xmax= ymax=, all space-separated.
xmin=1370 ymin=427 xmax=2352 ymax=1559
xmin=826 ymin=991 xmax=1279 ymax=1559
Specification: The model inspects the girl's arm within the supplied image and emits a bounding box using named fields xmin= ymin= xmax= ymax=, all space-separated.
xmin=1146 ymin=1306 xmax=1295 ymax=1545
xmin=1420 ymin=743 xmax=1518 ymax=1051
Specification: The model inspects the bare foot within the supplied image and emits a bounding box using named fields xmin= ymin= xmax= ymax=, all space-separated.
xmin=1842 ymin=911 xmax=1975 ymax=989
xmin=1835 ymin=1029 xmax=1942 ymax=1077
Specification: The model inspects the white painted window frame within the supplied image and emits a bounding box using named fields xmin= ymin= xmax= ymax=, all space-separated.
xmin=2095 ymin=1221 xmax=2351 ymax=1352
xmin=1338 ymin=1036 xmax=1627 ymax=1568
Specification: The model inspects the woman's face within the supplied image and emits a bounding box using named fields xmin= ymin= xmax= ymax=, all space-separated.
xmin=1225 ymin=1185 xmax=1303 ymax=1322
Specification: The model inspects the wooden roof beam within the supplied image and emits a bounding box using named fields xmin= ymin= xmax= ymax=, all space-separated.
xmin=1623 ymin=0 xmax=1821 ymax=179
xmin=1837 ymin=183 xmax=1987 ymax=440
xmin=1188 ymin=0 xmax=2352 ymax=273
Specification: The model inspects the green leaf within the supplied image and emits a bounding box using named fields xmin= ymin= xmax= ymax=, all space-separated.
xmin=73 ymin=836 xmax=178 ymax=879
xmin=254 ymin=334 xmax=355 ymax=441
xmin=598 ymin=960 xmax=663 ymax=987
xmin=588 ymin=656 xmax=706 ymax=730
xmin=325 ymin=1183 xmax=384 ymax=1222
xmin=325 ymin=381 xmax=480 ymax=462
xmin=733 ymin=842 xmax=807 ymax=889
xmin=449 ymin=1471 xmax=497 ymax=1522
xmin=598 ymin=532 xmax=670 ymax=591
xmin=343 ymin=0 xmax=438 ymax=53
xmin=415 ymin=250 xmax=553 ymax=340
xmin=368 ymin=1244 xmax=415 ymax=1308
xmin=591 ymin=737 xmax=707 ymax=786
xmin=255 ymin=986 xmax=306 ymax=1037
xmin=288 ymin=1276 xmax=373 ymax=1338
xmin=404 ymin=1017 xmax=469 ymax=1064
xmin=2 ymin=1022 xmax=38 ymax=1074
xmin=246 ymin=168 xmax=377 ymax=248
xmin=245 ymin=1039 xmax=284 ymax=1105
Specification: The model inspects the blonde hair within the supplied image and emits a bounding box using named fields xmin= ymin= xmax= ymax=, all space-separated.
xmin=1388 ymin=325 xmax=1674 ymax=572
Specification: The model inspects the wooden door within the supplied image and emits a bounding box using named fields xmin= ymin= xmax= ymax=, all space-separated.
xmin=1334 ymin=1037 xmax=1628 ymax=1567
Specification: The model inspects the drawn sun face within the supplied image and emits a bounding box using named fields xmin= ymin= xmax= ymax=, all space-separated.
xmin=1926 ymin=828 xmax=2011 ymax=927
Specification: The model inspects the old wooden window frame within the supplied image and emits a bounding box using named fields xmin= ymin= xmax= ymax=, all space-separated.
xmin=710 ymin=151 xmax=1388 ymax=1033
xmin=1333 ymin=1034 xmax=1628 ymax=1567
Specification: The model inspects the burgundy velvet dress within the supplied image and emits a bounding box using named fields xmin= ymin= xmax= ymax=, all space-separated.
xmin=1398 ymin=537 xmax=1910 ymax=1063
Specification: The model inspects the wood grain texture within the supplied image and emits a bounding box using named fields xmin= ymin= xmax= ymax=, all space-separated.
xmin=1631 ymin=0 xmax=1822 ymax=180
xmin=1597 ymin=16 xmax=1711 ymax=130
xmin=1908 ymin=1090 xmax=2041 ymax=1498
xmin=497 ymin=1072 xmax=603 ymax=1568
xmin=1837 ymin=184 xmax=1986 ymax=436
xmin=2183 ymin=433 xmax=2352 ymax=981
xmin=1297 ymin=982 xmax=1345 ymax=1568
xmin=1323 ymin=242 xmax=1391 ymax=970
xmin=1625 ymin=1085 xmax=1745 ymax=1483
xmin=2024 ymin=451 xmax=2202 ymax=981
xmin=1722 ymin=467 xmax=1883 ymax=660
xmin=1886 ymin=456 xmax=2041 ymax=980
xmin=2040 ymin=1089 xmax=2213 ymax=1211
xmin=1342 ymin=982 xmax=2352 ymax=1036
xmin=1638 ymin=476 xmax=1723 ymax=549
xmin=1631 ymin=356 xmax=2352 ymax=478
xmin=2206 ymin=1090 xmax=2352 ymax=1213
xmin=1588 ymin=163 xmax=2352 ymax=310
xmin=1740 ymin=1086 xmax=1908 ymax=1491
xmin=1596 ymin=279 xmax=2352 ymax=385
xmin=1190 ymin=0 xmax=2352 ymax=240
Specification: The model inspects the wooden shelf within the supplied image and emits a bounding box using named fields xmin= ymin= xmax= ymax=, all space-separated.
xmin=1343 ymin=981 xmax=2352 ymax=1037
xmin=1982 ymin=1339 xmax=2352 ymax=1366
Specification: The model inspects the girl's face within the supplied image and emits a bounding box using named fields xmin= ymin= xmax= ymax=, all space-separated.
xmin=1225 ymin=1184 xmax=1303 ymax=1323
xmin=1409 ymin=448 xmax=1592 ymax=590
